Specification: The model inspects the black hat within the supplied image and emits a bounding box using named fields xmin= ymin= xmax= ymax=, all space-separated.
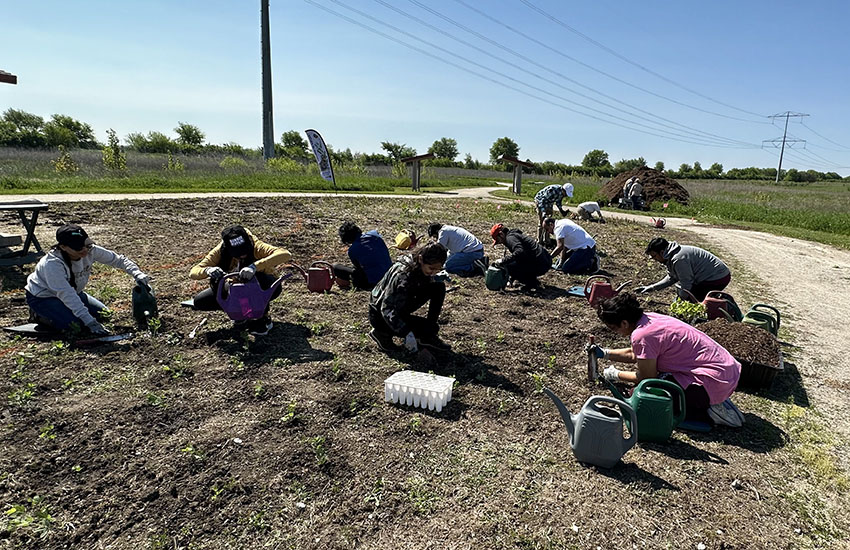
xmin=56 ymin=224 xmax=91 ymax=251
xmin=221 ymin=225 xmax=253 ymax=258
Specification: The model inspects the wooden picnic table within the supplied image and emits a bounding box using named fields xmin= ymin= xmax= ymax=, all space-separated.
xmin=0 ymin=199 xmax=49 ymax=267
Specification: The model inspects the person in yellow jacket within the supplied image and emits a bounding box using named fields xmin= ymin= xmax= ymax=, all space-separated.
xmin=190 ymin=225 xmax=291 ymax=335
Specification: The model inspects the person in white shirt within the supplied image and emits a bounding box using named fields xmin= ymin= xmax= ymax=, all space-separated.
xmin=24 ymin=224 xmax=149 ymax=335
xmin=543 ymin=217 xmax=599 ymax=274
xmin=576 ymin=201 xmax=605 ymax=223
xmin=427 ymin=223 xmax=487 ymax=275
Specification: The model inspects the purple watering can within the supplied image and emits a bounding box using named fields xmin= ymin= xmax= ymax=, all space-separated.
xmin=216 ymin=272 xmax=289 ymax=321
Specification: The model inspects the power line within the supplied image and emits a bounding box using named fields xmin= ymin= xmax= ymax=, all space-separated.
xmin=763 ymin=112 xmax=808 ymax=182
xmin=397 ymin=0 xmax=758 ymax=148
xmin=799 ymin=121 xmax=850 ymax=151
xmin=516 ymin=0 xmax=769 ymax=121
xmin=307 ymin=0 xmax=758 ymax=148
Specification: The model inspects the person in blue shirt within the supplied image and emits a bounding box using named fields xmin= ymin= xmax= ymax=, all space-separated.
xmin=332 ymin=221 xmax=392 ymax=290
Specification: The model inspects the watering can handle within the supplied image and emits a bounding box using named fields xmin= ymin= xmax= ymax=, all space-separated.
xmin=215 ymin=272 xmax=242 ymax=303
xmin=639 ymin=379 xmax=687 ymax=426
xmin=751 ymin=303 xmax=780 ymax=329
xmin=287 ymin=263 xmax=308 ymax=282
xmin=674 ymin=285 xmax=699 ymax=303
xmin=310 ymin=260 xmax=337 ymax=282
xmin=583 ymin=275 xmax=611 ymax=297
xmin=614 ymin=280 xmax=632 ymax=293
xmin=586 ymin=396 xmax=638 ymax=444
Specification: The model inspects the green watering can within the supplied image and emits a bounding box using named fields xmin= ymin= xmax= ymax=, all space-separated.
xmin=132 ymin=282 xmax=159 ymax=327
xmin=604 ymin=378 xmax=685 ymax=443
xmin=742 ymin=303 xmax=780 ymax=336
xmin=485 ymin=265 xmax=509 ymax=291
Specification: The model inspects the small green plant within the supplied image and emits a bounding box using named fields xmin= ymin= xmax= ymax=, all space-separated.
xmin=495 ymin=330 xmax=505 ymax=343
xmin=51 ymin=145 xmax=79 ymax=174
xmin=310 ymin=435 xmax=329 ymax=466
xmin=475 ymin=337 xmax=487 ymax=354
xmin=273 ymin=357 xmax=292 ymax=368
xmin=4 ymin=496 xmax=54 ymax=538
xmin=363 ymin=477 xmax=386 ymax=507
xmin=309 ymin=321 xmax=328 ymax=336
xmin=71 ymin=465 xmax=82 ymax=473
xmin=230 ymin=356 xmax=246 ymax=372
xmin=281 ymin=401 xmax=298 ymax=424
xmin=145 ymin=392 xmax=166 ymax=407
xmin=101 ymin=128 xmax=126 ymax=171
xmin=408 ymin=415 xmax=423 ymax=434
xmin=294 ymin=310 xmax=307 ymax=323
xmin=253 ymin=381 xmax=266 ymax=398
xmin=529 ymin=372 xmax=547 ymax=394
xmin=97 ymin=307 xmax=115 ymax=322
xmin=163 ymin=152 xmax=184 ymax=171
xmin=546 ymin=355 xmax=557 ymax=370
xmin=163 ymin=354 xmax=192 ymax=380
xmin=147 ymin=316 xmax=162 ymax=336
xmin=50 ymin=340 xmax=68 ymax=355
xmin=180 ymin=444 xmax=205 ymax=461
xmin=219 ymin=156 xmax=249 ymax=170
xmin=668 ymin=298 xmax=707 ymax=324
xmin=8 ymin=383 xmax=35 ymax=406
xmin=330 ymin=357 xmax=343 ymax=380
xmin=38 ymin=423 xmax=56 ymax=440
xmin=404 ymin=476 xmax=437 ymax=515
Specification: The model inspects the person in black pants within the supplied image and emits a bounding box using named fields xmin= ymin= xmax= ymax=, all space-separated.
xmin=368 ymin=242 xmax=451 ymax=353
xmin=489 ymin=224 xmax=552 ymax=290
xmin=332 ymin=221 xmax=392 ymax=290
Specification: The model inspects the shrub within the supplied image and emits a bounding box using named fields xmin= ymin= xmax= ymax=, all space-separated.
xmin=266 ymin=157 xmax=303 ymax=173
xmin=219 ymin=156 xmax=249 ymax=170
xmin=102 ymin=129 xmax=126 ymax=171
xmin=163 ymin=152 xmax=184 ymax=172
xmin=51 ymin=146 xmax=79 ymax=174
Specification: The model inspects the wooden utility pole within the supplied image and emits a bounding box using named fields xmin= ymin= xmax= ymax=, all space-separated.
xmin=261 ymin=0 xmax=275 ymax=161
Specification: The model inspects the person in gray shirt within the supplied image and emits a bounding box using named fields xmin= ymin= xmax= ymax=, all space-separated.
xmin=635 ymin=238 xmax=730 ymax=302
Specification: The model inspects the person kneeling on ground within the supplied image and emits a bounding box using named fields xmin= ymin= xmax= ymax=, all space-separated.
xmin=427 ymin=222 xmax=487 ymax=276
xmin=635 ymin=237 xmax=730 ymax=302
xmin=576 ymin=200 xmax=605 ymax=223
xmin=489 ymin=223 xmax=552 ymax=290
xmin=589 ymin=292 xmax=744 ymax=427
xmin=25 ymin=224 xmax=150 ymax=336
xmin=543 ymin=217 xmax=600 ymax=274
xmin=368 ymin=242 xmax=452 ymax=353
xmin=189 ymin=225 xmax=291 ymax=336
xmin=332 ymin=221 xmax=392 ymax=291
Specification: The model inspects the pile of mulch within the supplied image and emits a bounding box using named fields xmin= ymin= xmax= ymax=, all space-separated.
xmin=699 ymin=318 xmax=781 ymax=368
xmin=598 ymin=167 xmax=690 ymax=206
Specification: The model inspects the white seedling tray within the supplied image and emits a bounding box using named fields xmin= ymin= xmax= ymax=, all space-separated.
xmin=384 ymin=370 xmax=454 ymax=412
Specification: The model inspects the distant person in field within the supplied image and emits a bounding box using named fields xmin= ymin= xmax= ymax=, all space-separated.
xmin=575 ymin=200 xmax=606 ymax=223
xmin=332 ymin=221 xmax=392 ymax=291
xmin=590 ymin=292 xmax=744 ymax=427
xmin=534 ymin=183 xmax=574 ymax=244
xmin=25 ymin=224 xmax=150 ymax=336
xmin=426 ymin=222 xmax=487 ymax=276
xmin=189 ymin=225 xmax=291 ymax=336
xmin=368 ymin=242 xmax=452 ymax=353
xmin=635 ymin=237 xmax=730 ymax=302
xmin=621 ymin=176 xmax=645 ymax=210
xmin=543 ymin=217 xmax=600 ymax=274
xmin=489 ymin=223 xmax=552 ymax=290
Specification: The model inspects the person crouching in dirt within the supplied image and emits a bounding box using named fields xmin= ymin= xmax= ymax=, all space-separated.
xmin=25 ymin=224 xmax=151 ymax=336
xmin=534 ymin=183 xmax=573 ymax=245
xmin=543 ymin=217 xmax=600 ymax=275
xmin=575 ymin=200 xmax=606 ymax=223
xmin=489 ymin=223 xmax=552 ymax=290
xmin=635 ymin=237 xmax=730 ymax=302
xmin=332 ymin=221 xmax=392 ymax=291
xmin=427 ymin=222 xmax=487 ymax=276
xmin=368 ymin=242 xmax=452 ymax=353
xmin=189 ymin=225 xmax=291 ymax=336
xmin=589 ymin=293 xmax=744 ymax=427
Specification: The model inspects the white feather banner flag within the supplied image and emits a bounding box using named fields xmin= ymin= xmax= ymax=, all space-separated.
xmin=305 ymin=129 xmax=336 ymax=189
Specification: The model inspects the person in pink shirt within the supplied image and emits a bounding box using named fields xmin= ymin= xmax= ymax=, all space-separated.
xmin=588 ymin=293 xmax=744 ymax=427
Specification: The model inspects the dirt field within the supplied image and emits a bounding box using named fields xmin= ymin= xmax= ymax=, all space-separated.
xmin=0 ymin=197 xmax=847 ymax=549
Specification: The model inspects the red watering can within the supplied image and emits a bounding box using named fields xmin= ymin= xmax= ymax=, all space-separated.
xmin=651 ymin=217 xmax=666 ymax=229
xmin=216 ymin=272 xmax=288 ymax=321
xmin=584 ymin=275 xmax=631 ymax=307
xmin=306 ymin=261 xmax=336 ymax=293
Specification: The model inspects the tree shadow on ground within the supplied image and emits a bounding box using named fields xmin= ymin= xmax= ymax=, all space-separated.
xmin=206 ymin=322 xmax=334 ymax=365
xmin=0 ymin=267 xmax=29 ymax=291
xmin=642 ymin=438 xmax=729 ymax=464
xmin=679 ymin=413 xmax=788 ymax=453
xmin=393 ymin=347 xmax=525 ymax=396
xmin=594 ymin=462 xmax=680 ymax=491
xmin=738 ymin=358 xmax=809 ymax=407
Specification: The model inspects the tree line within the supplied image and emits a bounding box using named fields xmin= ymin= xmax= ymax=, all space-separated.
xmin=0 ymin=108 xmax=843 ymax=182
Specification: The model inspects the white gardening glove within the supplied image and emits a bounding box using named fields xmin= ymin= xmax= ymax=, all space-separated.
xmin=205 ymin=267 xmax=225 ymax=280
xmin=86 ymin=320 xmax=110 ymax=336
xmin=135 ymin=272 xmax=151 ymax=287
xmin=603 ymin=366 xmax=621 ymax=383
xmin=238 ymin=265 xmax=257 ymax=281
xmin=403 ymin=331 xmax=418 ymax=353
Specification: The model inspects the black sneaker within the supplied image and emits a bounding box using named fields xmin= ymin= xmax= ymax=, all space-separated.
xmin=248 ymin=317 xmax=273 ymax=336
xmin=369 ymin=329 xmax=398 ymax=352
xmin=418 ymin=335 xmax=452 ymax=351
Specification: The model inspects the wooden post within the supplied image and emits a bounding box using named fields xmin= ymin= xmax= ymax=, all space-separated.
xmin=498 ymin=156 xmax=536 ymax=195
xmin=401 ymin=153 xmax=435 ymax=192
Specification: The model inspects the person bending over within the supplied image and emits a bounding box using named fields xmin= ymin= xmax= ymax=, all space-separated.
xmin=589 ymin=292 xmax=744 ymax=427
xmin=636 ymin=237 xmax=730 ymax=302
xmin=489 ymin=223 xmax=552 ymax=290
xmin=427 ymin=222 xmax=487 ymax=276
xmin=368 ymin=242 xmax=452 ymax=353
xmin=576 ymin=200 xmax=605 ymax=223
xmin=190 ymin=225 xmax=291 ymax=336
xmin=25 ymin=224 xmax=150 ymax=336
xmin=543 ymin=217 xmax=599 ymax=274
xmin=332 ymin=221 xmax=392 ymax=291
xmin=534 ymin=183 xmax=573 ymax=244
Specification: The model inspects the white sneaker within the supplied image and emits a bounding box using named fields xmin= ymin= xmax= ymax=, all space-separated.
xmin=708 ymin=398 xmax=745 ymax=428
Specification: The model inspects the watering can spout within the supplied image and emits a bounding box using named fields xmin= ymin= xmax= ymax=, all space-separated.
xmin=543 ymin=387 xmax=575 ymax=441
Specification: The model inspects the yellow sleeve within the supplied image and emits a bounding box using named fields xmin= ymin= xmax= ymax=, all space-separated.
xmin=252 ymin=238 xmax=291 ymax=274
xmin=190 ymin=244 xmax=224 ymax=280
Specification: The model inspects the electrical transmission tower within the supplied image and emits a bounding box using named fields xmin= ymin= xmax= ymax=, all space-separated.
xmin=763 ymin=111 xmax=808 ymax=182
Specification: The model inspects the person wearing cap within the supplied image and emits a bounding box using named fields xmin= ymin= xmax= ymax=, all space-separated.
xmin=543 ymin=217 xmax=600 ymax=274
xmin=635 ymin=237 xmax=730 ymax=302
xmin=534 ymin=183 xmax=574 ymax=244
xmin=368 ymin=242 xmax=452 ymax=353
xmin=575 ymin=200 xmax=605 ymax=223
xmin=332 ymin=221 xmax=392 ymax=291
xmin=426 ymin=222 xmax=487 ymax=276
xmin=24 ymin=224 xmax=150 ymax=335
xmin=189 ymin=225 xmax=291 ymax=335
xmin=489 ymin=224 xmax=552 ymax=290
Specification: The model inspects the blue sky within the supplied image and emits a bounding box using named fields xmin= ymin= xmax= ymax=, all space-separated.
xmin=3 ymin=0 xmax=849 ymax=175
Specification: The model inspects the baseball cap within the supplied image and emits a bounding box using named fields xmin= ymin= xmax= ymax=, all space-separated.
xmin=489 ymin=223 xmax=505 ymax=243
xmin=562 ymin=183 xmax=574 ymax=198
xmin=221 ymin=225 xmax=253 ymax=258
xmin=56 ymin=224 xmax=92 ymax=251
